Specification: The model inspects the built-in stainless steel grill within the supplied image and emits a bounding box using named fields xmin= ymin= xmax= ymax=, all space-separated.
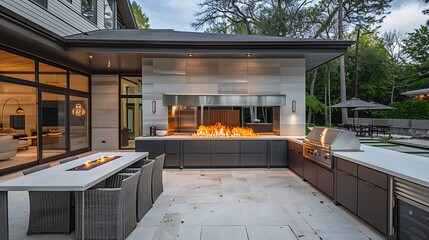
xmin=303 ymin=127 xmax=361 ymax=168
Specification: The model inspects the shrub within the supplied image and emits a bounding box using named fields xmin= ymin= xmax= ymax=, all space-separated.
xmin=381 ymin=99 xmax=429 ymax=119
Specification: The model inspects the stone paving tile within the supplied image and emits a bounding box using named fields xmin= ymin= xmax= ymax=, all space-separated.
xmin=8 ymin=168 xmax=385 ymax=240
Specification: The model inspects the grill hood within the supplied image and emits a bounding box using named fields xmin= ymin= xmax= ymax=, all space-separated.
xmin=304 ymin=127 xmax=361 ymax=151
xmin=163 ymin=94 xmax=286 ymax=107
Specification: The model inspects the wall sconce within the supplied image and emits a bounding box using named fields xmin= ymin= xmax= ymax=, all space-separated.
xmin=152 ymin=101 xmax=156 ymax=113
xmin=72 ymin=103 xmax=86 ymax=117
xmin=292 ymin=100 xmax=296 ymax=112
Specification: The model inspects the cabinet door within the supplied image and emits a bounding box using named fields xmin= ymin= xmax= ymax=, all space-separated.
xmin=294 ymin=144 xmax=304 ymax=176
xmin=183 ymin=154 xmax=211 ymax=167
xmin=164 ymin=153 xmax=181 ymax=167
xmin=358 ymin=179 xmax=387 ymax=235
xmin=317 ymin=166 xmax=334 ymax=198
xmin=288 ymin=142 xmax=295 ymax=170
xmin=240 ymin=141 xmax=267 ymax=153
xmin=183 ymin=141 xmax=211 ymax=153
xmin=165 ymin=141 xmax=181 ymax=153
xmin=337 ymin=170 xmax=358 ymax=214
xmin=211 ymin=141 xmax=239 ymax=153
xmin=270 ymin=140 xmax=286 ymax=167
xmin=303 ymin=159 xmax=317 ymax=186
xmin=240 ymin=153 xmax=267 ymax=167
xmin=212 ymin=154 xmax=240 ymax=167
xmin=136 ymin=140 xmax=164 ymax=155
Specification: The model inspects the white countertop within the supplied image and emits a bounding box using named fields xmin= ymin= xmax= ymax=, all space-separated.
xmin=0 ymin=152 xmax=148 ymax=191
xmin=334 ymin=145 xmax=429 ymax=188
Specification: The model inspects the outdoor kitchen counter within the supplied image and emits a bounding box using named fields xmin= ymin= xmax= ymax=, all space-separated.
xmin=333 ymin=144 xmax=429 ymax=188
xmin=135 ymin=135 xmax=300 ymax=140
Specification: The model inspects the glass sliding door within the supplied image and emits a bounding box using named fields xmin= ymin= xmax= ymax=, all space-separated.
xmin=120 ymin=76 xmax=142 ymax=149
xmin=40 ymin=92 xmax=67 ymax=159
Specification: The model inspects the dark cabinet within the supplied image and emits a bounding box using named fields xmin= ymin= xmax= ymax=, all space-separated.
xmin=358 ymin=179 xmax=387 ymax=234
xmin=240 ymin=153 xmax=267 ymax=166
xmin=240 ymin=141 xmax=267 ymax=153
xmin=317 ymin=166 xmax=334 ymax=198
xmin=211 ymin=154 xmax=240 ymax=167
xmin=336 ymin=169 xmax=358 ymax=213
xmin=212 ymin=141 xmax=239 ymax=153
xmin=303 ymin=159 xmax=318 ymax=186
xmin=336 ymin=157 xmax=358 ymax=213
xmin=184 ymin=141 xmax=211 ymax=153
xmin=184 ymin=154 xmax=211 ymax=167
xmin=303 ymin=158 xmax=334 ymax=198
xmin=135 ymin=140 xmax=164 ymax=159
xmin=358 ymin=165 xmax=388 ymax=235
xmin=165 ymin=141 xmax=181 ymax=167
xmin=335 ymin=157 xmax=388 ymax=235
xmin=287 ymin=141 xmax=295 ymax=170
xmin=270 ymin=140 xmax=286 ymax=167
xmin=294 ymin=144 xmax=304 ymax=176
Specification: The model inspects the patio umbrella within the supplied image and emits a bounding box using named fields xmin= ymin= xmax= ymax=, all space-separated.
xmin=330 ymin=97 xmax=375 ymax=126
xmin=353 ymin=102 xmax=395 ymax=125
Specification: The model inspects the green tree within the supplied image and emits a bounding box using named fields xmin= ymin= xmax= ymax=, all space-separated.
xmin=132 ymin=1 xmax=150 ymax=29
xmin=402 ymin=25 xmax=429 ymax=91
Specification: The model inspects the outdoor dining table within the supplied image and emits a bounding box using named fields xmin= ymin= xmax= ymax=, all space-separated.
xmin=0 ymin=151 xmax=148 ymax=240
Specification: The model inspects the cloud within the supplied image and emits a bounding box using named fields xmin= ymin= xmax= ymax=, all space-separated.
xmin=136 ymin=0 xmax=199 ymax=31
xmin=380 ymin=1 xmax=428 ymax=34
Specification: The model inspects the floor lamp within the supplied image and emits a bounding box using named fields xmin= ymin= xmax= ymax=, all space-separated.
xmin=0 ymin=97 xmax=25 ymax=128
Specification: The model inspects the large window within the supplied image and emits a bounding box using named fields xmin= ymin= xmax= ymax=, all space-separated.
xmin=39 ymin=63 xmax=67 ymax=88
xmin=82 ymin=0 xmax=97 ymax=24
xmin=0 ymin=48 xmax=91 ymax=174
xmin=104 ymin=0 xmax=116 ymax=29
xmin=0 ymin=50 xmax=35 ymax=81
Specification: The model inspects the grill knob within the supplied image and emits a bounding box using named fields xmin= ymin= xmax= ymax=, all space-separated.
xmin=324 ymin=155 xmax=329 ymax=160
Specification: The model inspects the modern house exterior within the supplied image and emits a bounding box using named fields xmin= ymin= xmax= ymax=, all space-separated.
xmin=0 ymin=0 xmax=353 ymax=174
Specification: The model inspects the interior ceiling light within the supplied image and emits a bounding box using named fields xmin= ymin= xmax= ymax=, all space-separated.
xmin=107 ymin=60 xmax=111 ymax=68
xmin=89 ymin=55 xmax=93 ymax=59
xmin=187 ymin=53 xmax=193 ymax=57
xmin=246 ymin=53 xmax=252 ymax=57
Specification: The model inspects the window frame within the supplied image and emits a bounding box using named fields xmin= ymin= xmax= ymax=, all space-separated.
xmin=30 ymin=0 xmax=48 ymax=8
xmin=81 ymin=0 xmax=98 ymax=25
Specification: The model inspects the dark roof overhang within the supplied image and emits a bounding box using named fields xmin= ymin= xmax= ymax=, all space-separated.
xmin=0 ymin=9 xmax=354 ymax=74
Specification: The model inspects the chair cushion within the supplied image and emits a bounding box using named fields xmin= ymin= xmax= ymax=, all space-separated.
xmin=0 ymin=135 xmax=13 ymax=142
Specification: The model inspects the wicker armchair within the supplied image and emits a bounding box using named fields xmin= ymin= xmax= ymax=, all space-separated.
xmin=23 ymin=164 xmax=74 ymax=235
xmin=152 ymin=154 xmax=165 ymax=203
xmin=59 ymin=155 xmax=79 ymax=164
xmin=75 ymin=172 xmax=140 ymax=240
xmin=120 ymin=159 xmax=155 ymax=221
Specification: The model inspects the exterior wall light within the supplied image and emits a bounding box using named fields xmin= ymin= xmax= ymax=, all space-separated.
xmin=292 ymin=100 xmax=296 ymax=112
xmin=152 ymin=101 xmax=156 ymax=113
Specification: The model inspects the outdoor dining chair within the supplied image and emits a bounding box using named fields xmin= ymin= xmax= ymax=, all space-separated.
xmin=75 ymin=171 xmax=140 ymax=240
xmin=120 ymin=159 xmax=155 ymax=221
xmin=152 ymin=154 xmax=165 ymax=203
xmin=23 ymin=164 xmax=74 ymax=235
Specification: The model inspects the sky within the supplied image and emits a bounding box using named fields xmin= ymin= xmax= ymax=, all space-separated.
xmin=137 ymin=0 xmax=428 ymax=34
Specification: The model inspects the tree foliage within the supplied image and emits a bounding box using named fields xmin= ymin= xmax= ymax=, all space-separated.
xmin=381 ymin=99 xmax=429 ymax=120
xmin=132 ymin=1 xmax=150 ymax=29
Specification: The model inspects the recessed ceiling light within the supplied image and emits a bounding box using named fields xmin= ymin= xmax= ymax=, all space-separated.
xmin=107 ymin=60 xmax=111 ymax=68
xmin=187 ymin=53 xmax=193 ymax=57
xmin=89 ymin=55 xmax=93 ymax=59
xmin=246 ymin=53 xmax=252 ymax=57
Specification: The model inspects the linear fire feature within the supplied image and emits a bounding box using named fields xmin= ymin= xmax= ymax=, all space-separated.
xmin=67 ymin=155 xmax=121 ymax=171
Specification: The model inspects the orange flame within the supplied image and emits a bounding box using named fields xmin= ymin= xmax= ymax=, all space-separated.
xmin=192 ymin=122 xmax=258 ymax=138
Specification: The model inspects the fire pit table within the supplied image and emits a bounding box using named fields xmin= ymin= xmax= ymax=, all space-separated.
xmin=0 ymin=151 xmax=148 ymax=240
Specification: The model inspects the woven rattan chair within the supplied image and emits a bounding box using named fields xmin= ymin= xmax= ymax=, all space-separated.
xmin=151 ymin=154 xmax=165 ymax=203
xmin=75 ymin=171 xmax=140 ymax=240
xmin=23 ymin=164 xmax=74 ymax=235
xmin=121 ymin=159 xmax=155 ymax=221
xmin=59 ymin=155 xmax=79 ymax=164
